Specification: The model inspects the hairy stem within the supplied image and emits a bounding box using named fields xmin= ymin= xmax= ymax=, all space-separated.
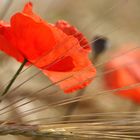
xmin=0 ymin=59 xmax=27 ymax=97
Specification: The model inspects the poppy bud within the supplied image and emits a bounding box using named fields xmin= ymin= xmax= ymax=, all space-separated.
xmin=92 ymin=35 xmax=108 ymax=60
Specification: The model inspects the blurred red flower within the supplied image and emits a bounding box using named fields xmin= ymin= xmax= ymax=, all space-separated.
xmin=104 ymin=43 xmax=140 ymax=102
xmin=0 ymin=2 xmax=96 ymax=93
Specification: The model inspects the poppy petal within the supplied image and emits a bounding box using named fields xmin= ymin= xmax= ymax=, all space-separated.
xmin=9 ymin=13 xmax=56 ymax=62
xmin=42 ymin=36 xmax=96 ymax=93
xmin=0 ymin=21 xmax=24 ymax=62
xmin=55 ymin=20 xmax=91 ymax=52
xmin=22 ymin=2 xmax=41 ymax=22
xmin=43 ymin=64 xmax=95 ymax=93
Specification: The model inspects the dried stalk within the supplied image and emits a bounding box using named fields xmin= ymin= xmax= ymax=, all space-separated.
xmin=0 ymin=121 xmax=140 ymax=139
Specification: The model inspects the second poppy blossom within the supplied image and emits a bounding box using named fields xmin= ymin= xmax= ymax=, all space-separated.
xmin=104 ymin=43 xmax=140 ymax=102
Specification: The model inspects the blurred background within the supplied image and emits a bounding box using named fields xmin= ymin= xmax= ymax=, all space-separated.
xmin=0 ymin=0 xmax=140 ymax=139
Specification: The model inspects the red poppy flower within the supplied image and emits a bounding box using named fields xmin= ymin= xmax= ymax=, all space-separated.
xmin=0 ymin=2 xmax=96 ymax=93
xmin=104 ymin=43 xmax=140 ymax=102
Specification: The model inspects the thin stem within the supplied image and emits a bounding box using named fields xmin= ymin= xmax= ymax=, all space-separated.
xmin=0 ymin=59 xmax=27 ymax=97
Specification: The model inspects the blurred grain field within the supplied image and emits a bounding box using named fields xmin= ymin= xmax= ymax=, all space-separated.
xmin=0 ymin=0 xmax=140 ymax=140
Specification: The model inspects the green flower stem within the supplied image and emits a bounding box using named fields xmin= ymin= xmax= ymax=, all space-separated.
xmin=0 ymin=59 xmax=27 ymax=97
